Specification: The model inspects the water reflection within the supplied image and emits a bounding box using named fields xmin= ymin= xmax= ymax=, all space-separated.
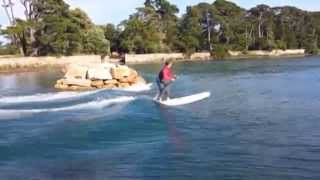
xmin=0 ymin=69 xmax=62 ymax=96
xmin=158 ymin=106 xmax=188 ymax=155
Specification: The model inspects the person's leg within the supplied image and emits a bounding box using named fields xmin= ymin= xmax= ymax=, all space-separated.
xmin=165 ymin=83 xmax=171 ymax=100
xmin=161 ymin=81 xmax=172 ymax=101
xmin=156 ymin=78 xmax=163 ymax=100
xmin=158 ymin=84 xmax=166 ymax=101
xmin=158 ymin=82 xmax=169 ymax=101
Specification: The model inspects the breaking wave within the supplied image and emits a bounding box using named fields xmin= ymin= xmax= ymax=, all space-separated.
xmin=116 ymin=83 xmax=153 ymax=92
xmin=0 ymin=83 xmax=152 ymax=105
xmin=0 ymin=96 xmax=135 ymax=120
xmin=0 ymin=90 xmax=101 ymax=104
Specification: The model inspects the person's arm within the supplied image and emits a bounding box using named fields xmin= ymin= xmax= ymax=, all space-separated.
xmin=167 ymin=68 xmax=176 ymax=81
xmin=171 ymin=70 xmax=177 ymax=80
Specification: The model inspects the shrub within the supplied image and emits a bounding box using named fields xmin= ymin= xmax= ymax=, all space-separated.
xmin=211 ymin=44 xmax=229 ymax=59
xmin=275 ymin=40 xmax=287 ymax=50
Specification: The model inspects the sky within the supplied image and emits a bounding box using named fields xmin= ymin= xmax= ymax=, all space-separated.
xmin=0 ymin=0 xmax=319 ymax=29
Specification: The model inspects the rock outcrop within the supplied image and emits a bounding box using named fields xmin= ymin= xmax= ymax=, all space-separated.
xmin=55 ymin=63 xmax=146 ymax=91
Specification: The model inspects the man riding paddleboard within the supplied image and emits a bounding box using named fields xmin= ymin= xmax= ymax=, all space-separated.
xmin=156 ymin=60 xmax=176 ymax=101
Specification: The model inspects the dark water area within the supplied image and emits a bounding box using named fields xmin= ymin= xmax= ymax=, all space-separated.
xmin=0 ymin=56 xmax=320 ymax=179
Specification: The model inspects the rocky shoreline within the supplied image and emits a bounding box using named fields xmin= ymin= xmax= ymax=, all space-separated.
xmin=228 ymin=49 xmax=306 ymax=58
xmin=0 ymin=55 xmax=103 ymax=73
xmin=0 ymin=49 xmax=309 ymax=73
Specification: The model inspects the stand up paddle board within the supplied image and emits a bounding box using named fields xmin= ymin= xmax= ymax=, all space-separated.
xmin=154 ymin=92 xmax=211 ymax=106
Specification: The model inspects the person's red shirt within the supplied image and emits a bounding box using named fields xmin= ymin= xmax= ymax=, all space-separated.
xmin=162 ymin=65 xmax=174 ymax=81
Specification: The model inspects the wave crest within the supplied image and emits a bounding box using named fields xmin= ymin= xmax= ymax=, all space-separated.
xmin=0 ymin=96 xmax=135 ymax=120
xmin=0 ymin=90 xmax=101 ymax=104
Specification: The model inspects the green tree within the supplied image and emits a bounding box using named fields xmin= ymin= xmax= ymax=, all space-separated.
xmin=3 ymin=19 xmax=29 ymax=55
xmin=32 ymin=0 xmax=83 ymax=55
xmin=82 ymin=26 xmax=110 ymax=55
xmin=1 ymin=0 xmax=105 ymax=56
xmin=103 ymin=24 xmax=120 ymax=52
xmin=119 ymin=17 xmax=161 ymax=53
xmin=119 ymin=0 xmax=180 ymax=53
xmin=178 ymin=6 xmax=203 ymax=54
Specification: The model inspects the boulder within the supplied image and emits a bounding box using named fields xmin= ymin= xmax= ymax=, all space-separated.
xmin=130 ymin=69 xmax=138 ymax=77
xmin=119 ymin=83 xmax=130 ymax=88
xmin=134 ymin=76 xmax=147 ymax=85
xmin=111 ymin=66 xmax=131 ymax=79
xmin=87 ymin=67 xmax=113 ymax=80
xmin=91 ymin=80 xmax=104 ymax=88
xmin=119 ymin=75 xmax=136 ymax=84
xmin=104 ymin=79 xmax=119 ymax=85
xmin=129 ymin=76 xmax=139 ymax=85
xmin=64 ymin=65 xmax=88 ymax=79
xmin=118 ymin=69 xmax=138 ymax=83
xmin=103 ymin=84 xmax=116 ymax=89
xmin=87 ymin=63 xmax=116 ymax=70
xmin=61 ymin=78 xmax=92 ymax=87
xmin=56 ymin=79 xmax=64 ymax=85
xmin=54 ymin=83 xmax=69 ymax=90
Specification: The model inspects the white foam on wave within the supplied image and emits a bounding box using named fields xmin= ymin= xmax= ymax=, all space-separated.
xmin=0 ymin=96 xmax=135 ymax=120
xmin=0 ymin=90 xmax=102 ymax=104
xmin=0 ymin=83 xmax=152 ymax=105
xmin=51 ymin=96 xmax=135 ymax=111
xmin=116 ymin=83 xmax=153 ymax=92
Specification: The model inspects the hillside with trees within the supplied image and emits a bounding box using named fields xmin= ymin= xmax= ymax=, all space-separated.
xmin=1 ymin=0 xmax=319 ymax=57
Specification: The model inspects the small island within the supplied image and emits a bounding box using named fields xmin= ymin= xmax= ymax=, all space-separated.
xmin=54 ymin=63 xmax=146 ymax=91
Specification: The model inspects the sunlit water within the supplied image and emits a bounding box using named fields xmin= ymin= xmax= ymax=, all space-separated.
xmin=0 ymin=56 xmax=320 ymax=179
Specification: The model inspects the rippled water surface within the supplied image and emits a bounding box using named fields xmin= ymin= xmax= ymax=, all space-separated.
xmin=1 ymin=57 xmax=320 ymax=180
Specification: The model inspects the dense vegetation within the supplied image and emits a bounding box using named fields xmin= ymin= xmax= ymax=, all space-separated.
xmin=0 ymin=0 xmax=319 ymax=56
xmin=0 ymin=0 xmax=110 ymax=56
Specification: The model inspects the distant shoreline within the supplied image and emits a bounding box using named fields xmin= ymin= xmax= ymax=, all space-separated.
xmin=0 ymin=49 xmax=311 ymax=73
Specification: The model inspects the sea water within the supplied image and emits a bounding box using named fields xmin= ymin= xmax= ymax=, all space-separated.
xmin=0 ymin=56 xmax=320 ymax=179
